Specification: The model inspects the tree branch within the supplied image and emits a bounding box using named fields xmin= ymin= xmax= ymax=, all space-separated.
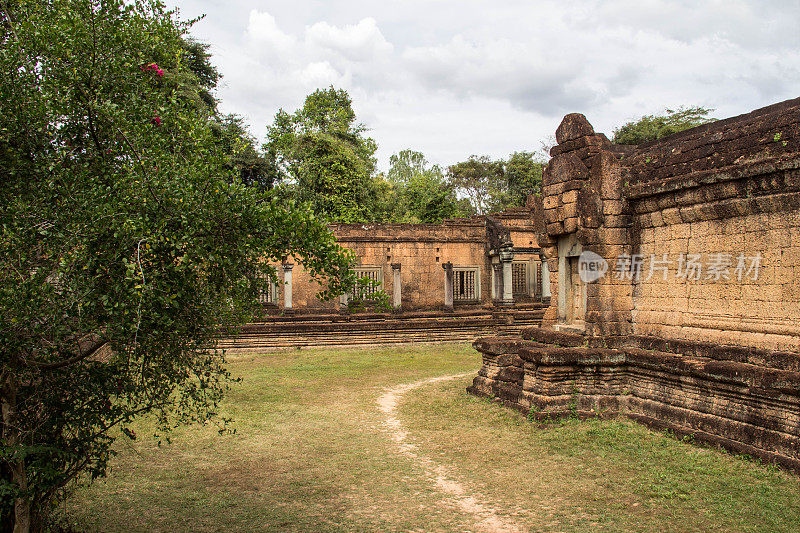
xmin=24 ymin=333 xmax=108 ymax=370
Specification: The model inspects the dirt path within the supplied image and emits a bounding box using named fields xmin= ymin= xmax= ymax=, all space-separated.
xmin=377 ymin=373 xmax=526 ymax=533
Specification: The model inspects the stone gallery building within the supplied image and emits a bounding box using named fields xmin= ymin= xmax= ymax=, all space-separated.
xmin=222 ymin=207 xmax=552 ymax=352
xmin=469 ymin=97 xmax=800 ymax=472
xmin=263 ymin=209 xmax=550 ymax=312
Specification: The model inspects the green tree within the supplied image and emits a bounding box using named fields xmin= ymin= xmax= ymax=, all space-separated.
xmin=387 ymin=150 xmax=466 ymax=223
xmin=368 ymin=174 xmax=404 ymax=223
xmin=175 ymin=38 xmax=271 ymax=190
xmin=214 ymin=113 xmax=272 ymax=190
xmin=387 ymin=149 xmax=429 ymax=184
xmin=446 ymin=155 xmax=506 ymax=215
xmin=503 ymin=151 xmax=544 ymax=206
xmin=403 ymin=172 xmax=461 ymax=223
xmin=612 ymin=106 xmax=717 ymax=145
xmin=181 ymin=37 xmax=220 ymax=111
xmin=0 ymin=1 xmax=355 ymax=530
xmin=445 ymin=152 xmax=544 ymax=214
xmin=264 ymin=87 xmax=381 ymax=222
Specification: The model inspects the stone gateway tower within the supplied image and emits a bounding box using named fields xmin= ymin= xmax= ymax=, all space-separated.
xmin=469 ymin=97 xmax=800 ymax=472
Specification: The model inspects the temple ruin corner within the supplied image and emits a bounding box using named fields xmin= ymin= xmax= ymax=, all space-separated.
xmin=469 ymin=97 xmax=800 ymax=472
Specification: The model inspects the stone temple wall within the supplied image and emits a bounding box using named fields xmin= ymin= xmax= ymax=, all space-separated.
xmin=627 ymin=98 xmax=800 ymax=352
xmin=289 ymin=220 xmax=491 ymax=310
xmin=269 ymin=212 xmax=542 ymax=312
xmin=470 ymin=97 xmax=800 ymax=471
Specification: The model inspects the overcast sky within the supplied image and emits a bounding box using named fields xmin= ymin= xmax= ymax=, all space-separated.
xmin=165 ymin=0 xmax=800 ymax=172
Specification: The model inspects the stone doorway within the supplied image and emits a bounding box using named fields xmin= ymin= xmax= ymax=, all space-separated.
xmin=566 ymin=255 xmax=585 ymax=326
xmin=557 ymin=235 xmax=586 ymax=330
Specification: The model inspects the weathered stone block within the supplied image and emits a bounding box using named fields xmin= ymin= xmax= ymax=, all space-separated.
xmin=555 ymin=113 xmax=595 ymax=144
xmin=603 ymin=200 xmax=625 ymax=216
xmin=562 ymin=201 xmax=578 ymax=219
xmin=549 ymin=152 xmax=590 ymax=184
xmin=563 ymin=217 xmax=579 ymax=233
xmin=562 ymin=190 xmax=579 ymax=204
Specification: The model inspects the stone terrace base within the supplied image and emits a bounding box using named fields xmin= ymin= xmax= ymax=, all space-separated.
xmin=219 ymin=307 xmax=545 ymax=352
xmin=468 ymin=328 xmax=800 ymax=473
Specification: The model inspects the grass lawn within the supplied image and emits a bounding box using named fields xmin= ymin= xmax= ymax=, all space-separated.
xmin=64 ymin=343 xmax=800 ymax=532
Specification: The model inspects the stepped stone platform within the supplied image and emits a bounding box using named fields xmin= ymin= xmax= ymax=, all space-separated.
xmin=220 ymin=306 xmax=546 ymax=353
xmin=468 ymin=328 xmax=800 ymax=473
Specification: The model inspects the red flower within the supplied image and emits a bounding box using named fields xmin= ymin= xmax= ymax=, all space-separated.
xmin=141 ymin=63 xmax=164 ymax=76
xmin=151 ymin=116 xmax=162 ymax=126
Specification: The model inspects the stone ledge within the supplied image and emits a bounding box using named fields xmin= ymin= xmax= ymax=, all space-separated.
xmin=627 ymin=157 xmax=800 ymax=203
xmin=220 ymin=311 xmax=546 ymax=352
xmin=618 ymin=334 xmax=800 ymax=373
xmin=469 ymin=329 xmax=800 ymax=472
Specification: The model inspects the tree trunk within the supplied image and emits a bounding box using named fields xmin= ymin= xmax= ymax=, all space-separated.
xmin=2 ymin=370 xmax=31 ymax=533
xmin=13 ymin=491 xmax=31 ymax=533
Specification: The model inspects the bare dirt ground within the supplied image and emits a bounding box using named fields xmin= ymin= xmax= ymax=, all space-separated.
xmin=378 ymin=373 xmax=526 ymax=533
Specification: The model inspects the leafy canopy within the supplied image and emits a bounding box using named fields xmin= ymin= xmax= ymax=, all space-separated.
xmin=264 ymin=87 xmax=381 ymax=223
xmin=504 ymin=151 xmax=544 ymax=207
xmin=445 ymin=152 xmax=543 ymax=215
xmin=174 ymin=36 xmax=272 ymax=190
xmin=612 ymin=106 xmax=717 ymax=145
xmin=446 ymin=156 xmax=506 ymax=215
xmin=386 ymin=150 xmax=470 ymax=223
xmin=0 ymin=0 xmax=355 ymax=530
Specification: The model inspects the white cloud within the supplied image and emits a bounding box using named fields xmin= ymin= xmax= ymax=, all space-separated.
xmin=168 ymin=1 xmax=800 ymax=171
xmin=402 ymin=35 xmax=593 ymax=115
xmin=244 ymin=10 xmax=295 ymax=54
xmin=299 ymin=61 xmax=349 ymax=87
xmin=236 ymin=11 xmax=395 ymax=98
xmin=578 ymin=0 xmax=800 ymax=49
xmin=306 ymin=18 xmax=393 ymax=61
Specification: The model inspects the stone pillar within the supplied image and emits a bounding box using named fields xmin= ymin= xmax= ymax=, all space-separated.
xmin=339 ymin=291 xmax=349 ymax=313
xmin=491 ymin=263 xmax=502 ymax=301
xmin=442 ymin=262 xmax=454 ymax=311
xmin=541 ymin=258 xmax=551 ymax=300
xmin=499 ymin=247 xmax=514 ymax=305
xmin=502 ymin=259 xmax=513 ymax=304
xmin=528 ymin=258 xmax=536 ymax=298
xmin=282 ymin=263 xmax=293 ymax=310
xmin=391 ymin=263 xmax=402 ymax=311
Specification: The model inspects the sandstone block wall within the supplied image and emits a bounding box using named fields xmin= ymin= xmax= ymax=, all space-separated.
xmin=531 ymin=97 xmax=800 ymax=346
xmin=633 ymin=206 xmax=800 ymax=352
xmin=628 ymin=98 xmax=800 ymax=351
xmin=271 ymin=213 xmax=543 ymax=312
xmin=222 ymin=308 xmax=546 ymax=352
xmin=469 ymin=331 xmax=800 ymax=472
xmin=285 ymin=220 xmax=490 ymax=310
xmin=534 ymin=117 xmax=634 ymax=335
xmin=470 ymin=97 xmax=800 ymax=471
